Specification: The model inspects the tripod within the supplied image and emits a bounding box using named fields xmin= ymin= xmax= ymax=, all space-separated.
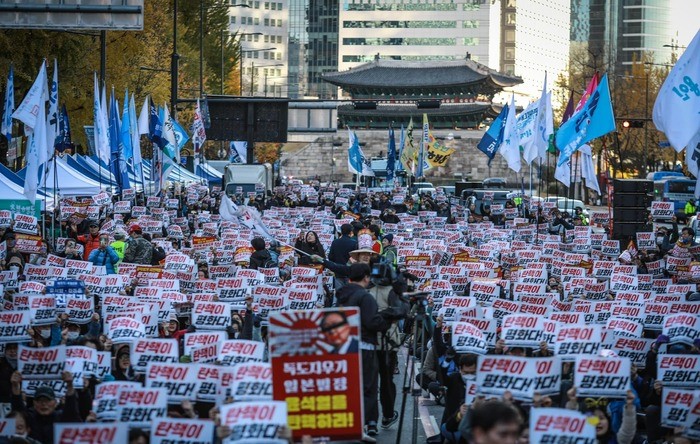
xmin=395 ymin=296 xmax=429 ymax=444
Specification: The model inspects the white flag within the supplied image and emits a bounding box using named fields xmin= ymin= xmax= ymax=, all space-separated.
xmin=580 ymin=145 xmax=601 ymax=195
xmin=93 ymin=74 xmax=110 ymax=164
xmin=191 ymin=99 xmax=207 ymax=169
xmin=517 ymin=100 xmax=539 ymax=165
xmin=499 ymin=94 xmax=521 ymax=173
xmin=652 ymin=29 xmax=700 ymax=152
xmin=137 ymin=96 xmax=149 ymax=135
xmin=219 ymin=195 xmax=241 ymax=222
xmin=532 ymin=73 xmax=553 ymax=163
xmin=685 ymin=128 xmax=700 ymax=199
xmin=161 ymin=104 xmax=179 ymax=163
xmin=230 ymin=141 xmax=247 ymax=164
xmin=554 ymin=160 xmax=571 ymax=188
xmin=46 ymin=59 xmax=59 ymax=153
xmin=12 ymin=61 xmax=47 ymax=134
xmin=23 ymin=84 xmax=48 ymax=203
xmin=238 ymin=206 xmax=273 ymax=238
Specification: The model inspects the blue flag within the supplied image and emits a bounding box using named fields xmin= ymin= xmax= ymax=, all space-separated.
xmin=386 ymin=128 xmax=396 ymax=182
xmin=55 ymin=104 xmax=73 ymax=152
xmin=2 ymin=65 xmax=13 ymax=141
xmin=109 ymin=90 xmax=130 ymax=192
xmin=396 ymin=125 xmax=404 ymax=172
xmin=148 ymin=97 xmax=164 ymax=148
xmin=556 ymin=74 xmax=615 ymax=167
xmin=477 ymin=104 xmax=508 ymax=164
xmin=121 ymin=89 xmax=133 ymax=162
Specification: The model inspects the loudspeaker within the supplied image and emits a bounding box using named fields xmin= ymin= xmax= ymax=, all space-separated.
xmin=613 ymin=194 xmax=653 ymax=208
xmin=613 ymin=208 xmax=646 ymax=222
xmin=613 ymin=179 xmax=653 ymax=194
xmin=612 ymin=222 xmax=648 ymax=240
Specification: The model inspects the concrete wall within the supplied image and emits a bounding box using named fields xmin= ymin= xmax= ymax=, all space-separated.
xmin=280 ymin=129 xmax=534 ymax=185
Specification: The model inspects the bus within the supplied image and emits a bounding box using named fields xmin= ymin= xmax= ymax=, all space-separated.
xmin=654 ymin=178 xmax=696 ymax=220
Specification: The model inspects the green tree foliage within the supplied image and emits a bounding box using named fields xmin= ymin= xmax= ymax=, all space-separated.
xmin=0 ymin=0 xmax=237 ymax=155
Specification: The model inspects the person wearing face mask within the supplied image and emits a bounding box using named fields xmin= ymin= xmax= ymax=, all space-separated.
xmin=7 ymin=410 xmax=41 ymax=444
xmin=440 ymin=354 xmax=478 ymax=443
xmin=30 ymin=324 xmax=60 ymax=348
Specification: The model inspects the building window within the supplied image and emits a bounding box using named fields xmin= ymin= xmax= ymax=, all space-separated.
xmin=276 ymin=52 xmax=282 ymax=60
xmin=506 ymin=0 xmax=516 ymax=7
xmin=463 ymin=37 xmax=479 ymax=46
xmin=264 ymin=35 xmax=269 ymax=42
xmin=506 ymin=12 xmax=516 ymax=25
xmin=254 ymin=17 xmax=260 ymax=25
xmin=342 ymin=20 xmax=456 ymax=28
xmin=264 ymin=18 xmax=269 ymax=26
xmin=264 ymin=52 xmax=269 ymax=59
xmin=230 ymin=17 xmax=236 ymax=24
xmin=254 ymin=34 xmax=260 ymax=42
xmin=504 ymin=64 xmax=515 ymax=75
xmin=264 ymin=1 xmax=269 ymax=8
xmin=254 ymin=1 xmax=259 ymax=7
xmin=505 ymin=47 xmax=515 ymax=60
xmin=505 ymin=30 xmax=515 ymax=42
xmin=271 ymin=1 xmax=276 ymax=9
xmin=278 ymin=19 xmax=283 ymax=27
xmin=463 ymin=20 xmax=478 ymax=28
xmin=278 ymin=2 xmax=282 ymax=9
xmin=277 ymin=35 xmax=283 ymax=43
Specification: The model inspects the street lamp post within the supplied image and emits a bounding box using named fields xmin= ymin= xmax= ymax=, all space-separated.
xmin=220 ymin=31 xmax=262 ymax=95
xmin=262 ymin=64 xmax=284 ymax=96
xmin=246 ymin=48 xmax=277 ymax=96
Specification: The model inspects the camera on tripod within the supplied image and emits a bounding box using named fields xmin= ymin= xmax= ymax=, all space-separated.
xmin=370 ymin=258 xmax=397 ymax=286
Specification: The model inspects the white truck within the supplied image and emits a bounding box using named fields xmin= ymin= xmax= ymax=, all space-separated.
xmin=223 ymin=163 xmax=274 ymax=196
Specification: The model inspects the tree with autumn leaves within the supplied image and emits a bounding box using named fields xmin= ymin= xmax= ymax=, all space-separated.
xmin=0 ymin=0 xmax=242 ymax=163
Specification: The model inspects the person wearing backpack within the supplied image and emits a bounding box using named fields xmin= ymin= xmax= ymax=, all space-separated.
xmin=249 ymin=237 xmax=276 ymax=269
xmin=368 ymin=261 xmax=409 ymax=430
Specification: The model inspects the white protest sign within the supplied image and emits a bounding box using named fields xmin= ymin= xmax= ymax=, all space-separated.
xmin=476 ymin=356 xmax=561 ymax=401
xmin=108 ymin=317 xmax=146 ymax=344
xmin=131 ymin=338 xmax=180 ymax=374
xmin=657 ymin=355 xmax=700 ymax=388
xmin=663 ymin=313 xmax=700 ymax=346
xmin=651 ymin=201 xmax=675 ymax=219
xmin=0 ymin=311 xmax=30 ymax=342
xmin=530 ymin=408 xmax=596 ymax=444
xmin=146 ymin=363 xmax=201 ymax=403
xmin=574 ymin=356 xmax=631 ymax=398
xmin=192 ymin=301 xmax=231 ymax=330
xmin=183 ymin=331 xmax=226 ymax=356
xmin=218 ymin=340 xmax=266 ymax=366
xmin=116 ymin=386 xmax=168 ymax=427
xmin=662 ymin=388 xmax=696 ymax=428
xmin=93 ymin=381 xmax=141 ymax=422
xmin=218 ymin=401 xmax=287 ymax=442
xmin=555 ymin=325 xmax=602 ymax=361
xmin=13 ymin=214 xmax=38 ymax=234
xmin=18 ymin=345 xmax=66 ymax=380
xmin=65 ymin=296 xmax=94 ymax=324
xmin=451 ymin=322 xmax=487 ymax=355
xmin=150 ymin=418 xmax=216 ymax=444
xmin=501 ymin=314 xmax=546 ymax=348
xmin=54 ymin=423 xmax=127 ymax=444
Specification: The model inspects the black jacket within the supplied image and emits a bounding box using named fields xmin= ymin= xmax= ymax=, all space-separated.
xmin=249 ymin=249 xmax=273 ymax=270
xmin=328 ymin=235 xmax=357 ymax=265
xmin=336 ymin=283 xmax=387 ymax=345
xmin=294 ymin=240 xmax=326 ymax=265
xmin=11 ymin=392 xmax=81 ymax=444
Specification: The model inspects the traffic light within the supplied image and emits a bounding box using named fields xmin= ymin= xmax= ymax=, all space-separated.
xmin=621 ymin=120 xmax=645 ymax=129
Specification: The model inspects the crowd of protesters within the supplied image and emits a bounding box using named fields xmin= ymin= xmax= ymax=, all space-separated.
xmin=0 ymin=178 xmax=697 ymax=444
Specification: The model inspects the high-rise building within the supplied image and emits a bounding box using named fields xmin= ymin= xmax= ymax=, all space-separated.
xmin=287 ymin=0 xmax=339 ymax=99
xmin=228 ymin=0 xmax=288 ymax=96
xmin=498 ymin=0 xmax=571 ymax=106
xmin=337 ymin=0 xmax=500 ymax=75
xmin=574 ymin=0 xmax=686 ymax=73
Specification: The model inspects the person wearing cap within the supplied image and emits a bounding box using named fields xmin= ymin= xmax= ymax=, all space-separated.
xmin=312 ymin=231 xmax=378 ymax=285
xmin=123 ymin=225 xmax=153 ymax=265
xmin=381 ymin=234 xmax=398 ymax=267
xmin=10 ymin=370 xmax=81 ymax=444
xmin=74 ymin=220 xmax=102 ymax=260
xmin=88 ymin=233 xmax=120 ymax=274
